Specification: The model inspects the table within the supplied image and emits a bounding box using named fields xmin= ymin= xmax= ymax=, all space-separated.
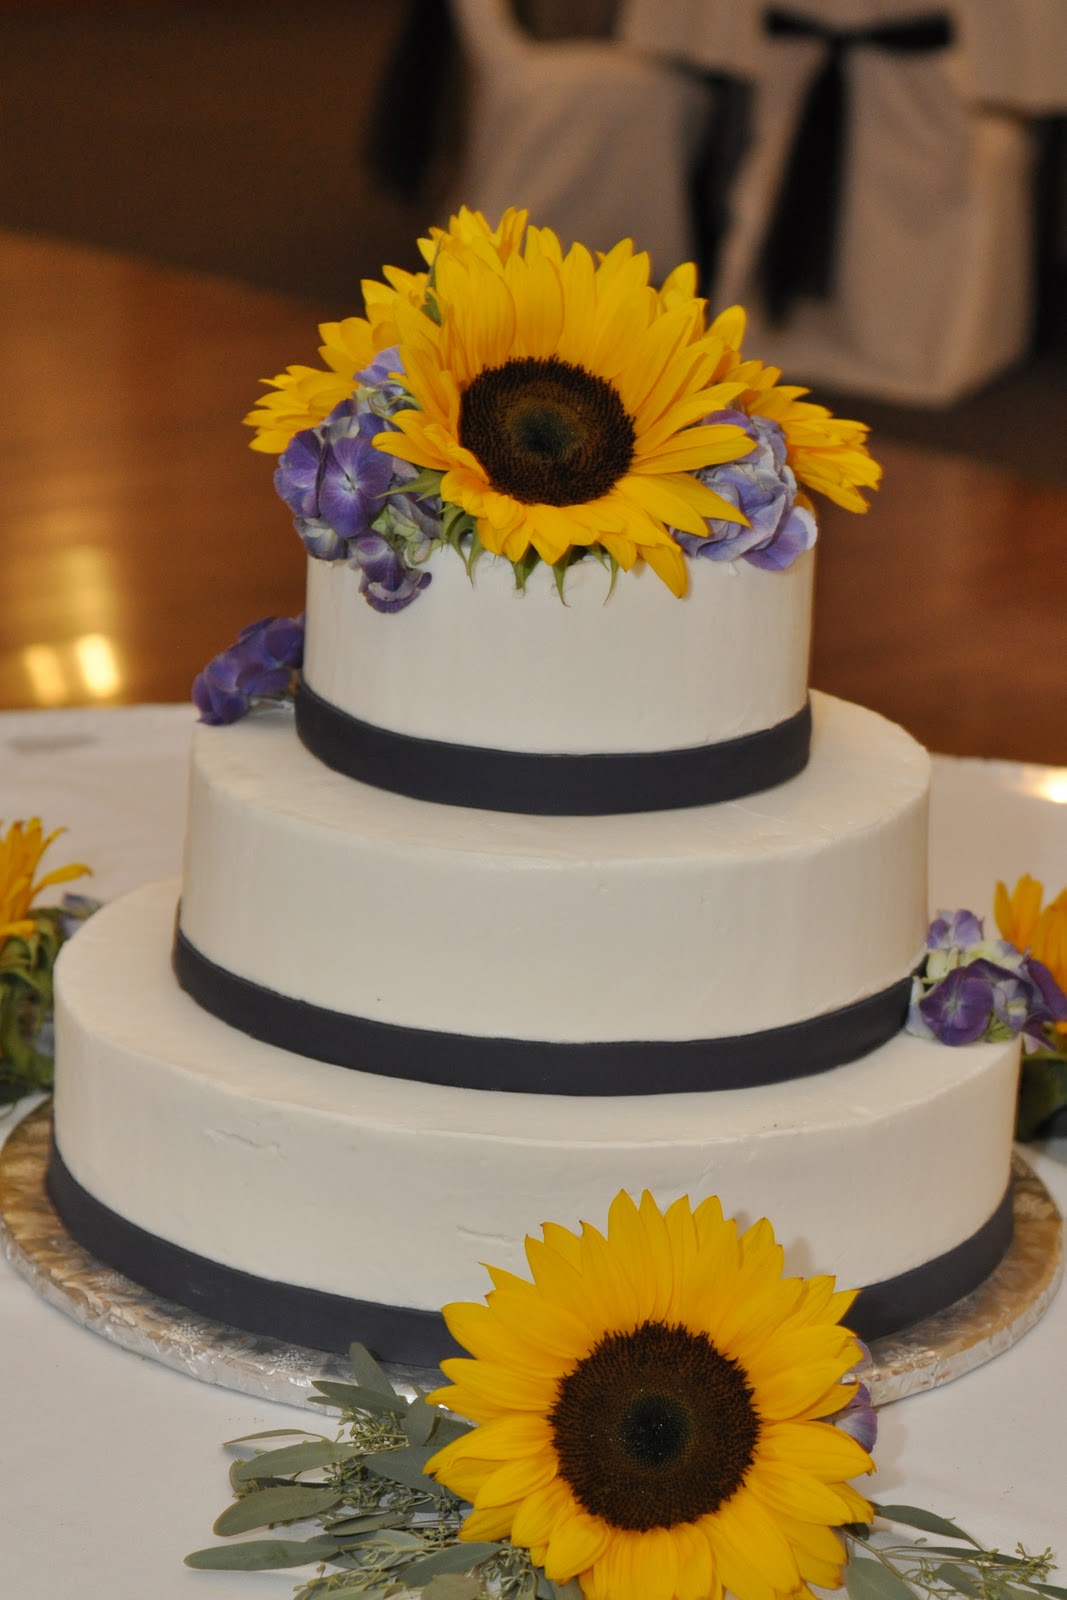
xmin=0 ymin=703 xmax=1065 ymax=1594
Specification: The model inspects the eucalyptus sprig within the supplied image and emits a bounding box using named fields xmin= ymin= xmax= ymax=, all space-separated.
xmin=843 ymin=1504 xmax=1065 ymax=1600
xmin=187 ymin=1346 xmax=1060 ymax=1600
xmin=185 ymin=1343 xmax=580 ymax=1600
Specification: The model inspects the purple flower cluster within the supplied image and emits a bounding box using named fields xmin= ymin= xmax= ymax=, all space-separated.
xmin=193 ymin=614 xmax=305 ymax=726
xmin=908 ymin=909 xmax=1067 ymax=1049
xmin=673 ymin=412 xmax=816 ymax=571
xmin=273 ymin=348 xmax=437 ymax=614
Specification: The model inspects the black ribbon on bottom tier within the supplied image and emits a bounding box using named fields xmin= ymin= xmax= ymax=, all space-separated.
xmin=294 ymin=679 xmax=813 ymax=815
xmin=45 ymin=1141 xmax=1015 ymax=1360
xmin=173 ymin=925 xmax=916 ymax=1095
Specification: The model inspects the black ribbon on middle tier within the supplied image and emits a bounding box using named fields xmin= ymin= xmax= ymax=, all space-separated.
xmin=294 ymin=678 xmax=813 ymax=815
xmin=174 ymin=923 xmax=915 ymax=1096
xmin=756 ymin=8 xmax=955 ymax=324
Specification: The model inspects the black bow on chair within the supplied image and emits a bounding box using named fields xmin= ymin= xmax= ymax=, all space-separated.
xmin=756 ymin=7 xmax=955 ymax=325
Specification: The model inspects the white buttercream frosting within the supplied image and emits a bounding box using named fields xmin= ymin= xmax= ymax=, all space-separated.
xmin=302 ymin=545 xmax=814 ymax=754
xmin=177 ymin=691 xmax=930 ymax=1042
xmin=54 ymin=879 xmax=1020 ymax=1312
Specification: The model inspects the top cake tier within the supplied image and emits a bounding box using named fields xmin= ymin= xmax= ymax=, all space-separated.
xmin=297 ymin=545 xmax=814 ymax=813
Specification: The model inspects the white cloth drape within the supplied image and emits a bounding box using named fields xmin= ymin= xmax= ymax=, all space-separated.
xmin=446 ymin=0 xmax=713 ymax=277
xmin=618 ymin=0 xmax=1057 ymax=402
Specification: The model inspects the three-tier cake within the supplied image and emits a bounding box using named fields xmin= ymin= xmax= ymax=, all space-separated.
xmin=46 ymin=210 xmax=1020 ymax=1364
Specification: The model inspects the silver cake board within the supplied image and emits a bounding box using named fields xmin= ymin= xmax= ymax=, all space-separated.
xmin=1 ymin=1102 xmax=1062 ymax=1409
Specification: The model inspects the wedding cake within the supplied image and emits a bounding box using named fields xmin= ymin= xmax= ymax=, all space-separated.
xmin=46 ymin=211 xmax=1020 ymax=1365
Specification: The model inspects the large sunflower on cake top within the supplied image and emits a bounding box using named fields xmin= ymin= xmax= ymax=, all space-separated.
xmin=377 ymin=224 xmax=757 ymax=595
xmin=426 ymin=1190 xmax=875 ymax=1600
xmin=244 ymin=208 xmax=530 ymax=454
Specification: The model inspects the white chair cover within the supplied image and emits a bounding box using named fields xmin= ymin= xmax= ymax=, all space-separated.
xmin=446 ymin=0 xmax=712 ymax=276
xmin=710 ymin=16 xmax=1035 ymax=404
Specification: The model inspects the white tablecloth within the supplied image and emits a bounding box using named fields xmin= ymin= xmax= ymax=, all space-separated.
xmin=1 ymin=705 xmax=1065 ymax=1595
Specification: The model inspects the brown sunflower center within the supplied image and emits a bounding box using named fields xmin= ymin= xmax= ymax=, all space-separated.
xmin=549 ymin=1320 xmax=760 ymax=1531
xmin=458 ymin=356 xmax=635 ymax=507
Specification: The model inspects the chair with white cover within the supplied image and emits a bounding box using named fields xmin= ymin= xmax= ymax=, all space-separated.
xmin=709 ymin=2 xmax=1036 ymax=406
xmin=447 ymin=0 xmax=711 ymax=276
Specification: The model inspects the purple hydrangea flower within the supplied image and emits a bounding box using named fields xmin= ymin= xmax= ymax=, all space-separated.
xmin=193 ymin=614 xmax=305 ymax=725
xmin=353 ymin=346 xmax=408 ymax=416
xmin=271 ymin=352 xmax=436 ymax=614
xmin=672 ymin=412 xmax=817 ymax=571
xmin=350 ymin=534 xmax=431 ymax=613
xmin=909 ymin=906 xmax=1067 ymax=1049
xmin=927 ymin=909 xmax=984 ymax=950
xmin=275 ymin=404 xmax=393 ymax=556
xmin=1023 ymin=954 xmax=1067 ymax=1029
xmin=827 ymin=1381 xmax=878 ymax=1455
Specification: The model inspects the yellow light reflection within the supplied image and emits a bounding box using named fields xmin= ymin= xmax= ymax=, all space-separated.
xmin=20 ymin=633 xmax=125 ymax=706
xmin=73 ymin=633 xmax=121 ymax=698
xmin=22 ymin=645 xmax=68 ymax=708
xmin=1026 ymin=769 xmax=1067 ymax=805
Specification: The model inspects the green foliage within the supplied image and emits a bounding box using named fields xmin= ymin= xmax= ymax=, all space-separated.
xmin=1015 ymin=1052 xmax=1067 ymax=1140
xmin=186 ymin=1342 xmax=519 ymax=1599
xmin=840 ymin=1504 xmax=1061 ymax=1600
xmin=0 ymin=902 xmax=99 ymax=1105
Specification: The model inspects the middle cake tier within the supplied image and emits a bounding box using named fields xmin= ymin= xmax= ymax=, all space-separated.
xmin=175 ymin=690 xmax=930 ymax=1093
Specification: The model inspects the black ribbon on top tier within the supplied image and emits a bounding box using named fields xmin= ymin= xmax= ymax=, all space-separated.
xmin=173 ymin=924 xmax=914 ymax=1096
xmin=757 ymin=9 xmax=955 ymax=325
xmin=45 ymin=1139 xmax=1015 ymax=1361
xmin=294 ymin=678 xmax=813 ymax=816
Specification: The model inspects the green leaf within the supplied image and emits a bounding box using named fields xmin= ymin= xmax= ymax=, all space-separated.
xmin=323 ymin=1511 xmax=406 ymax=1537
xmin=363 ymin=1443 xmax=452 ymax=1497
xmin=225 ymin=1428 xmax=323 ymax=1447
xmin=403 ymin=1394 xmax=439 ymax=1446
xmin=1016 ymin=1055 xmax=1067 ymax=1140
xmin=232 ymin=1438 xmax=366 ymax=1483
xmin=423 ymin=1574 xmax=485 ymax=1600
xmin=348 ymin=1342 xmax=401 ymax=1399
xmin=546 ymin=1581 xmax=584 ymax=1600
xmin=1032 ymin=1585 xmax=1067 ymax=1599
xmin=402 ymin=1542 xmax=502 ymax=1585
xmin=933 ymin=1563 xmax=982 ymax=1597
xmin=873 ymin=1505 xmax=981 ymax=1548
xmin=844 ymin=1555 xmax=919 ymax=1600
xmin=900 ymin=1548 xmax=1036 ymax=1567
xmin=430 ymin=1414 xmax=476 ymax=1447
xmin=185 ymin=1534 xmax=342 ymax=1570
xmin=310 ymin=1380 xmax=406 ymax=1417
xmin=214 ymin=1483 xmax=343 ymax=1535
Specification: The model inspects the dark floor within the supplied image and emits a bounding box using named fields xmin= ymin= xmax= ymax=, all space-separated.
xmin=3 ymin=2 xmax=1065 ymax=485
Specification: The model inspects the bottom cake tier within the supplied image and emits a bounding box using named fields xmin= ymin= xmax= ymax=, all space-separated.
xmin=51 ymin=880 xmax=1020 ymax=1364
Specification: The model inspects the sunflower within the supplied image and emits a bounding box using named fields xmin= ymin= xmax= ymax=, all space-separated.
xmin=244 ymin=209 xmax=530 ymax=453
xmin=427 ymin=1190 xmax=874 ymax=1600
xmin=0 ymin=819 xmax=90 ymax=946
xmin=707 ymin=306 xmax=881 ymax=515
xmin=995 ymin=874 xmax=1067 ymax=1034
xmin=375 ymin=227 xmax=754 ymax=595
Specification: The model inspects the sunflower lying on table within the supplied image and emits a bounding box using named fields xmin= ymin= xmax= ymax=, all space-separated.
xmin=188 ymin=1190 xmax=1061 ymax=1600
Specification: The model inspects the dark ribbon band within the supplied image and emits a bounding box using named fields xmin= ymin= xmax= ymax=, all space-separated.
xmin=757 ymin=9 xmax=954 ymax=324
xmin=174 ymin=924 xmax=914 ymax=1095
xmin=294 ymin=679 xmax=812 ymax=815
xmin=46 ymin=1140 xmax=1014 ymax=1360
